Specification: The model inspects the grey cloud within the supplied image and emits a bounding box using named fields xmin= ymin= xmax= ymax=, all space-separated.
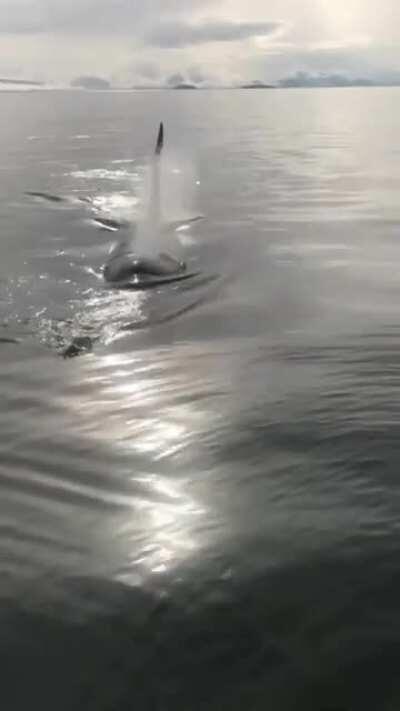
xmin=144 ymin=20 xmax=282 ymax=48
xmin=187 ymin=66 xmax=207 ymax=84
xmin=0 ymin=0 xmax=215 ymax=34
xmin=136 ymin=62 xmax=161 ymax=80
xmin=165 ymin=68 xmax=207 ymax=87
xmin=252 ymin=45 xmax=382 ymax=83
xmin=0 ymin=1 xmax=45 ymax=34
xmin=166 ymin=72 xmax=186 ymax=87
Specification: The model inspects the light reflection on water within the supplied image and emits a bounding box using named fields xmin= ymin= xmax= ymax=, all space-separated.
xmin=122 ymin=474 xmax=205 ymax=579
xmin=58 ymin=348 xmax=218 ymax=584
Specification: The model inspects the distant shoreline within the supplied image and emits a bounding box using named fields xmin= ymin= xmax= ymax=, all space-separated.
xmin=0 ymin=78 xmax=44 ymax=86
xmin=1 ymin=85 xmax=400 ymax=93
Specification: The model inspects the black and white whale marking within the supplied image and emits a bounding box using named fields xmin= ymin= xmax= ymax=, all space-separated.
xmin=102 ymin=122 xmax=201 ymax=290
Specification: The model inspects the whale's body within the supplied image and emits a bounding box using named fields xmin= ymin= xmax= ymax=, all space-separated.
xmin=104 ymin=249 xmax=186 ymax=283
xmin=103 ymin=122 xmax=193 ymax=287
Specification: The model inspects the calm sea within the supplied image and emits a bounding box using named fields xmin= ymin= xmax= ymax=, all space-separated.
xmin=1 ymin=88 xmax=400 ymax=710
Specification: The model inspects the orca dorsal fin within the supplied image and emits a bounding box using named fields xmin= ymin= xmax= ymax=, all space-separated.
xmin=147 ymin=122 xmax=163 ymax=226
xmin=155 ymin=122 xmax=164 ymax=156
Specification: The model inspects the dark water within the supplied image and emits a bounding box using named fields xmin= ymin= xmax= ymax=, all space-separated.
xmin=2 ymin=88 xmax=400 ymax=710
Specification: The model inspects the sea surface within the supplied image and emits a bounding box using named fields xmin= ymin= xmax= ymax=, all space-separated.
xmin=1 ymin=87 xmax=400 ymax=710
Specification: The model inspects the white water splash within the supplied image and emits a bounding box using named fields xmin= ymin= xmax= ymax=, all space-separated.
xmin=131 ymin=148 xmax=201 ymax=258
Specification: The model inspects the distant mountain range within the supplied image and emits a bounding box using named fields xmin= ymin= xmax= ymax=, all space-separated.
xmin=240 ymin=81 xmax=275 ymax=89
xmin=172 ymin=83 xmax=198 ymax=89
xmin=70 ymin=76 xmax=111 ymax=90
xmin=3 ymin=71 xmax=400 ymax=92
xmin=278 ymin=72 xmax=374 ymax=88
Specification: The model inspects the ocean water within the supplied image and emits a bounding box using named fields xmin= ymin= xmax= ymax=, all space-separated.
xmin=1 ymin=87 xmax=400 ymax=710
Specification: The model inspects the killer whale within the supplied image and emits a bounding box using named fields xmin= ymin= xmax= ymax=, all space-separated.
xmin=103 ymin=122 xmax=199 ymax=289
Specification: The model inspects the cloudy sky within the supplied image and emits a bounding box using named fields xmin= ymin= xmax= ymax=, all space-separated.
xmin=1 ymin=0 xmax=400 ymax=85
